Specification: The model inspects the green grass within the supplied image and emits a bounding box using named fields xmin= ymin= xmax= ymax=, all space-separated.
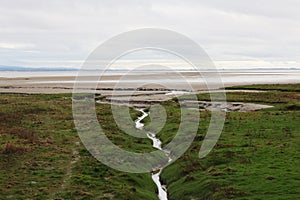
xmin=0 ymin=84 xmax=299 ymax=199
xmin=155 ymin=85 xmax=300 ymax=200
xmin=159 ymin=109 xmax=300 ymax=199
xmin=225 ymin=83 xmax=300 ymax=92
xmin=0 ymin=94 xmax=157 ymax=200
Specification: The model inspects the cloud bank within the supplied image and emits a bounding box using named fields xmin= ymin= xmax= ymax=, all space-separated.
xmin=0 ymin=0 xmax=299 ymax=69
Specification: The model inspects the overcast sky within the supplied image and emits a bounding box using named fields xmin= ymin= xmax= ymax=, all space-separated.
xmin=0 ymin=0 xmax=300 ymax=69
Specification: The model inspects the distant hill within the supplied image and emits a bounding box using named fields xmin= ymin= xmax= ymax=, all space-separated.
xmin=0 ymin=66 xmax=79 ymax=71
xmin=0 ymin=65 xmax=299 ymax=72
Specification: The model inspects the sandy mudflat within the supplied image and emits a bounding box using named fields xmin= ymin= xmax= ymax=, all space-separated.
xmin=0 ymin=71 xmax=299 ymax=94
xmin=1 ymin=71 xmax=298 ymax=110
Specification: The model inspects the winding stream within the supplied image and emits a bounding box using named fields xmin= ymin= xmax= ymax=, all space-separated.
xmin=135 ymin=109 xmax=171 ymax=200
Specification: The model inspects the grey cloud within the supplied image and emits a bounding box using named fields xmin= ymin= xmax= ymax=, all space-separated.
xmin=0 ymin=0 xmax=299 ymax=68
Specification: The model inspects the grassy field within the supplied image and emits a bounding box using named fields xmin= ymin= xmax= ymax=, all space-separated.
xmin=225 ymin=83 xmax=300 ymax=92
xmin=0 ymin=94 xmax=157 ymax=200
xmin=0 ymin=84 xmax=299 ymax=199
xmin=156 ymin=84 xmax=300 ymax=199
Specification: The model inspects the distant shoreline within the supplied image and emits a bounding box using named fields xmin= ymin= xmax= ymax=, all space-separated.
xmin=1 ymin=65 xmax=300 ymax=72
xmin=0 ymin=70 xmax=299 ymax=94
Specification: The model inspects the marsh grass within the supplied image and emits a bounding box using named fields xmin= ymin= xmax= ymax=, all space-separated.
xmin=159 ymin=85 xmax=300 ymax=200
xmin=226 ymin=83 xmax=300 ymax=92
xmin=2 ymin=142 xmax=29 ymax=154
xmin=0 ymin=84 xmax=299 ymax=199
xmin=0 ymin=94 xmax=157 ymax=200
